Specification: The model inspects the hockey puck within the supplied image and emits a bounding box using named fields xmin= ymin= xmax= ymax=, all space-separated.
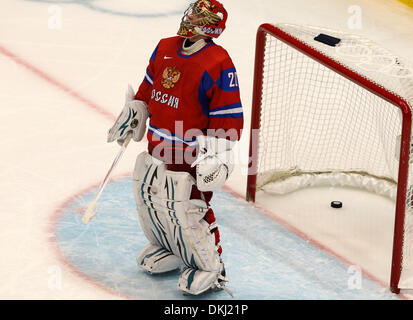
xmin=331 ymin=201 xmax=342 ymax=208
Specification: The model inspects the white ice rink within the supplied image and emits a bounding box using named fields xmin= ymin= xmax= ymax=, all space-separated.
xmin=1 ymin=0 xmax=413 ymax=299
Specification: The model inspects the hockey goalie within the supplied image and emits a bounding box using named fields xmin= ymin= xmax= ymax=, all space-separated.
xmin=107 ymin=0 xmax=243 ymax=296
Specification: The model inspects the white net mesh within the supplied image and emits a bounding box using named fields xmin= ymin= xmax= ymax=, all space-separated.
xmin=255 ymin=23 xmax=413 ymax=289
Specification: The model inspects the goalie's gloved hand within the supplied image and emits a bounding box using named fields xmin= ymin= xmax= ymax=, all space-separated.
xmin=107 ymin=84 xmax=149 ymax=145
xmin=191 ymin=135 xmax=235 ymax=192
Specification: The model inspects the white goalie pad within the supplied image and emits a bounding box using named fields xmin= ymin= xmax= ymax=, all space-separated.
xmin=132 ymin=151 xmax=221 ymax=273
xmin=136 ymin=243 xmax=182 ymax=274
xmin=107 ymin=84 xmax=149 ymax=145
xmin=178 ymin=262 xmax=232 ymax=296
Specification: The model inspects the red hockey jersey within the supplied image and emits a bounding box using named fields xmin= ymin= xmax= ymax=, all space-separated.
xmin=135 ymin=36 xmax=243 ymax=163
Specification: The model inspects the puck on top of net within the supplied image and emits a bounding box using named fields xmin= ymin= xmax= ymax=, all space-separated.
xmin=331 ymin=201 xmax=342 ymax=208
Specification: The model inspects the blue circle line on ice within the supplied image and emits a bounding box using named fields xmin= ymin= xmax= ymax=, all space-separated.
xmin=53 ymin=176 xmax=400 ymax=300
xmin=24 ymin=0 xmax=188 ymax=18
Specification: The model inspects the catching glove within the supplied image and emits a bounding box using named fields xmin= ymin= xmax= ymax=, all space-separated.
xmin=191 ymin=135 xmax=235 ymax=192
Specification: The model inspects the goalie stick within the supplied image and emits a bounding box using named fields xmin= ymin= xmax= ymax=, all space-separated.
xmin=82 ymin=132 xmax=133 ymax=224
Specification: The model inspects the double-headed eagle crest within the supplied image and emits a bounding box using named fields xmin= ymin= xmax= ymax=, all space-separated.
xmin=161 ymin=66 xmax=181 ymax=89
xmin=196 ymin=0 xmax=222 ymax=26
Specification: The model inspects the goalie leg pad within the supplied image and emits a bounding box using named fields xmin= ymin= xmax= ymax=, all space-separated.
xmin=178 ymin=262 xmax=231 ymax=296
xmin=137 ymin=243 xmax=182 ymax=274
xmin=132 ymin=151 xmax=222 ymax=273
xmin=161 ymin=170 xmax=221 ymax=273
xmin=133 ymin=152 xmax=176 ymax=252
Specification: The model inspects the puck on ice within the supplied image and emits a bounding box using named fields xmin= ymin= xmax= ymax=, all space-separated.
xmin=331 ymin=201 xmax=342 ymax=208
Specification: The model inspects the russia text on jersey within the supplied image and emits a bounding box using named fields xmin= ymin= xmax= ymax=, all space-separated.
xmin=151 ymin=89 xmax=180 ymax=109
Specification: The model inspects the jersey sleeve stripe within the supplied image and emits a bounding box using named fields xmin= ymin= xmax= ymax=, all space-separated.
xmin=209 ymin=112 xmax=243 ymax=119
xmin=209 ymin=106 xmax=243 ymax=116
xmin=145 ymin=68 xmax=154 ymax=85
xmin=209 ymin=102 xmax=242 ymax=112
xmin=148 ymin=122 xmax=198 ymax=146
xmin=150 ymin=46 xmax=158 ymax=63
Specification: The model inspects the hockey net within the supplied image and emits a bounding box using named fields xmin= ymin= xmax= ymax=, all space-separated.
xmin=246 ymin=23 xmax=413 ymax=293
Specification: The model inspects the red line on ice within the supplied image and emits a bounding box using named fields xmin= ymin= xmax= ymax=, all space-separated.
xmin=2 ymin=43 xmax=407 ymax=299
xmin=222 ymin=185 xmax=409 ymax=300
xmin=48 ymin=172 xmax=133 ymax=300
xmin=48 ymin=172 xmax=409 ymax=299
xmin=0 ymin=45 xmax=116 ymax=122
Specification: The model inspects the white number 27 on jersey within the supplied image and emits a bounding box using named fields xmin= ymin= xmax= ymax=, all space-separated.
xmin=228 ymin=72 xmax=239 ymax=88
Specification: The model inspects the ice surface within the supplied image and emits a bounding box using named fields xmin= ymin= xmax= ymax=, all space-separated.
xmin=55 ymin=177 xmax=399 ymax=299
xmin=1 ymin=0 xmax=413 ymax=299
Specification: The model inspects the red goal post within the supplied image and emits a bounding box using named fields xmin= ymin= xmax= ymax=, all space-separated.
xmin=246 ymin=23 xmax=413 ymax=293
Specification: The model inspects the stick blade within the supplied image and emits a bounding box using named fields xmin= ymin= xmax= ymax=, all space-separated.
xmin=82 ymin=205 xmax=96 ymax=224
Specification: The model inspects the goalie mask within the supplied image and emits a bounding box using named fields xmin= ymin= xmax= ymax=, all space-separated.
xmin=177 ymin=0 xmax=228 ymax=39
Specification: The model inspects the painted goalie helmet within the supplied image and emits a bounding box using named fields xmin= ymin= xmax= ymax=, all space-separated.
xmin=177 ymin=0 xmax=228 ymax=38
